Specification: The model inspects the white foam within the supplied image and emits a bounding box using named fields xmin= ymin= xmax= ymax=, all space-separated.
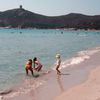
xmin=54 ymin=47 xmax=100 ymax=70
xmin=78 ymin=48 xmax=100 ymax=56
xmin=60 ymin=55 xmax=89 ymax=69
xmin=68 ymin=56 xmax=89 ymax=65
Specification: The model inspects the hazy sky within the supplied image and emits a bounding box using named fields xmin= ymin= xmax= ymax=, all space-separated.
xmin=0 ymin=0 xmax=100 ymax=16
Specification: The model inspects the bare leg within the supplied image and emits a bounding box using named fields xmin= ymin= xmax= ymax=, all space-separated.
xmin=30 ymin=68 xmax=34 ymax=76
xmin=25 ymin=68 xmax=28 ymax=75
xmin=56 ymin=66 xmax=61 ymax=75
xmin=37 ymin=66 xmax=42 ymax=72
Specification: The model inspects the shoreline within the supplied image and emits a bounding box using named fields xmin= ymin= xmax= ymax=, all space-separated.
xmin=2 ymin=48 xmax=100 ymax=100
xmin=0 ymin=27 xmax=100 ymax=32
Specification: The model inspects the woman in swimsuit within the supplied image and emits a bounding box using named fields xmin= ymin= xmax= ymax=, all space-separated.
xmin=25 ymin=59 xmax=34 ymax=76
xmin=33 ymin=57 xmax=43 ymax=72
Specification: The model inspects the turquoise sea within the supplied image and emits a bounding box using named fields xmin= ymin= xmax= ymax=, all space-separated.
xmin=0 ymin=28 xmax=100 ymax=91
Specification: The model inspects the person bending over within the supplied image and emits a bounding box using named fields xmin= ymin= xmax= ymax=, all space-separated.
xmin=33 ymin=57 xmax=43 ymax=72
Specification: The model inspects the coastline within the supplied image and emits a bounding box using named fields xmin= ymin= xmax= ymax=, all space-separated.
xmin=0 ymin=27 xmax=100 ymax=32
xmin=1 ymin=47 xmax=100 ymax=100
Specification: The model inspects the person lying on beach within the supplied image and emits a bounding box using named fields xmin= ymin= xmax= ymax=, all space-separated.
xmin=25 ymin=59 xmax=34 ymax=76
xmin=33 ymin=57 xmax=43 ymax=72
xmin=56 ymin=54 xmax=61 ymax=75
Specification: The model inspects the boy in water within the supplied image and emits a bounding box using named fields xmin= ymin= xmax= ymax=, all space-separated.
xmin=56 ymin=54 xmax=61 ymax=75
xmin=25 ymin=59 xmax=34 ymax=76
xmin=33 ymin=57 xmax=43 ymax=72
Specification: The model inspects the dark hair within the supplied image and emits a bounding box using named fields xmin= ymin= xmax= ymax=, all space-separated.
xmin=28 ymin=59 xmax=32 ymax=63
xmin=33 ymin=57 xmax=37 ymax=62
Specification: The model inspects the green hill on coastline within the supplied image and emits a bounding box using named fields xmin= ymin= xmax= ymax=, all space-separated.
xmin=0 ymin=6 xmax=100 ymax=29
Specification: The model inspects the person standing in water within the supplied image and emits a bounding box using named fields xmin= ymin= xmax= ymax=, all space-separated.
xmin=33 ymin=57 xmax=43 ymax=72
xmin=56 ymin=54 xmax=61 ymax=75
xmin=25 ymin=59 xmax=34 ymax=76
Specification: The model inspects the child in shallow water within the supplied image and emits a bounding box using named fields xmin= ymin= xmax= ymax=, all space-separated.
xmin=33 ymin=57 xmax=43 ymax=72
xmin=56 ymin=54 xmax=61 ymax=75
xmin=25 ymin=59 xmax=34 ymax=76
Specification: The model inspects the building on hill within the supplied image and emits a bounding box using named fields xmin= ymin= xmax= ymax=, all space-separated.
xmin=20 ymin=5 xmax=23 ymax=9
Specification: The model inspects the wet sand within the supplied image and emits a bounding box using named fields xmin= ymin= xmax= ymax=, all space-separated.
xmin=2 ymin=51 xmax=100 ymax=100
xmin=54 ymin=65 xmax=100 ymax=100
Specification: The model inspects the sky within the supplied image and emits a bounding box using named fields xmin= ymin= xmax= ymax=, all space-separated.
xmin=0 ymin=0 xmax=100 ymax=16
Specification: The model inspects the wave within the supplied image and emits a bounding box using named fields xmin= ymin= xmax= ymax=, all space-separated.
xmin=60 ymin=47 xmax=100 ymax=69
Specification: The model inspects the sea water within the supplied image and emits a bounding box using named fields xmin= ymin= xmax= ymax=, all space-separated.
xmin=0 ymin=28 xmax=100 ymax=91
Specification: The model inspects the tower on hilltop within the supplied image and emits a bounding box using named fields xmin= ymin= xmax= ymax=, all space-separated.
xmin=20 ymin=5 xmax=23 ymax=9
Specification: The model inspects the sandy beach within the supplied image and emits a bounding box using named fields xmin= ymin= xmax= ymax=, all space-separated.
xmin=54 ymin=65 xmax=100 ymax=100
xmin=1 ymin=49 xmax=100 ymax=100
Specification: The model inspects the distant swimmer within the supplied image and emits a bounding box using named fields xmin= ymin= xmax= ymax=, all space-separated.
xmin=25 ymin=59 xmax=34 ymax=76
xmin=20 ymin=32 xmax=22 ymax=34
xmin=55 ymin=54 xmax=61 ymax=75
xmin=33 ymin=57 xmax=43 ymax=72
xmin=61 ymin=31 xmax=63 ymax=34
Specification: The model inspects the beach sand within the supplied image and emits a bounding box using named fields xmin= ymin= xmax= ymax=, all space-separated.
xmin=2 ymin=51 xmax=100 ymax=100
xmin=54 ymin=65 xmax=100 ymax=100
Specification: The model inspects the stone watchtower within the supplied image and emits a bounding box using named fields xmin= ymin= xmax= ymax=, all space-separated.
xmin=20 ymin=5 xmax=23 ymax=9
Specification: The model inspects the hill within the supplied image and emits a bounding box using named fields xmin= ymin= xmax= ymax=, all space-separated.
xmin=0 ymin=7 xmax=100 ymax=29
